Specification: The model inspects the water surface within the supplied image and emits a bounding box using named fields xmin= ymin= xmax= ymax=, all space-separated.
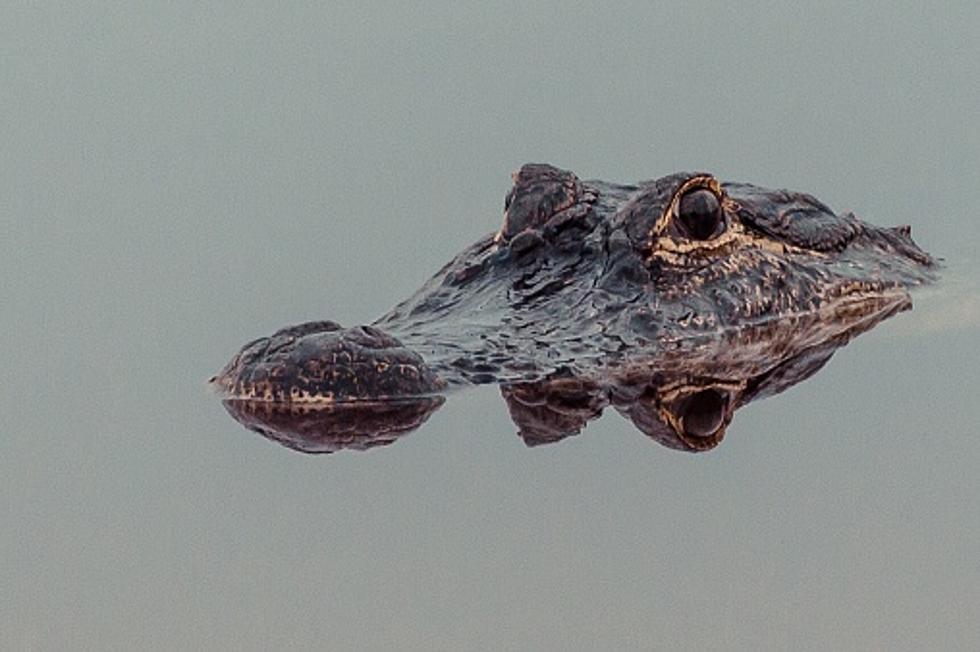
xmin=2 ymin=3 xmax=978 ymax=650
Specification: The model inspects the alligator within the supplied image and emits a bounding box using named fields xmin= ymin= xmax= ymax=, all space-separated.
xmin=212 ymin=164 xmax=938 ymax=452
xmin=219 ymin=291 xmax=912 ymax=454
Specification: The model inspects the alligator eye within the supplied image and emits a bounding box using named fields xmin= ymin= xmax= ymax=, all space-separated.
xmin=678 ymin=389 xmax=727 ymax=440
xmin=676 ymin=188 xmax=725 ymax=240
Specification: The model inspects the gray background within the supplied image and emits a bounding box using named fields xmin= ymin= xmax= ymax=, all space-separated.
xmin=2 ymin=3 xmax=978 ymax=650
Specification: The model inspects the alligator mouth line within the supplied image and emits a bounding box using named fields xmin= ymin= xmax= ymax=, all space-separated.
xmin=660 ymin=284 xmax=912 ymax=347
xmin=208 ymin=377 xmax=449 ymax=404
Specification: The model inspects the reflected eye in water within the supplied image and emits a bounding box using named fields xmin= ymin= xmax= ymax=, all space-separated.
xmin=675 ymin=388 xmax=730 ymax=443
xmin=676 ymin=187 xmax=725 ymax=240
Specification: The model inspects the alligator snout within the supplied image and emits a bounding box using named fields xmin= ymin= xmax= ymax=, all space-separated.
xmin=211 ymin=321 xmax=444 ymax=403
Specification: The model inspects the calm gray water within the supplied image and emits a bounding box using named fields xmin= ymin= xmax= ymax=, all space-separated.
xmin=2 ymin=4 xmax=978 ymax=650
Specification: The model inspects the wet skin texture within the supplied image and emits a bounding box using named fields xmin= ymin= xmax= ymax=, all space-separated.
xmin=218 ymin=291 xmax=911 ymax=454
xmin=213 ymin=163 xmax=938 ymax=444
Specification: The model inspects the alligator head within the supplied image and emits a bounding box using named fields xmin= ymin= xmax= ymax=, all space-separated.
xmin=212 ymin=163 xmax=937 ymax=452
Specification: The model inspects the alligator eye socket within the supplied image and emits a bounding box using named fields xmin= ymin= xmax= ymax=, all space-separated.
xmin=678 ymin=389 xmax=727 ymax=440
xmin=677 ymin=188 xmax=724 ymax=240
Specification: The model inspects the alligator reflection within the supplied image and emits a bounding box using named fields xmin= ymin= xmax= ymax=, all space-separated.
xmin=222 ymin=397 xmax=445 ymax=454
xmin=222 ymin=292 xmax=909 ymax=454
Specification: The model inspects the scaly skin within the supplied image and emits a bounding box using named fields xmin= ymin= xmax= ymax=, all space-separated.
xmin=213 ymin=163 xmax=937 ymax=406
xmin=219 ymin=289 xmax=912 ymax=453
